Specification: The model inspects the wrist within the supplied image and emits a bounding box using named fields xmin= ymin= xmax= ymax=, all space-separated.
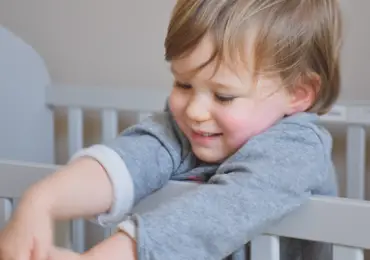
xmin=17 ymin=183 xmax=55 ymax=219
xmin=116 ymin=230 xmax=137 ymax=259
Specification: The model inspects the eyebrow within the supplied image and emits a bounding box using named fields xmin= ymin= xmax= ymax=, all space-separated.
xmin=208 ymin=78 xmax=236 ymax=91
xmin=171 ymin=65 xmax=209 ymax=79
xmin=170 ymin=66 xmax=196 ymax=81
xmin=171 ymin=66 xmax=240 ymax=91
xmin=170 ymin=66 xmax=189 ymax=79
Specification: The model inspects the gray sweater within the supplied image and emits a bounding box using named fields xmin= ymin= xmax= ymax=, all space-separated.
xmin=75 ymin=108 xmax=337 ymax=260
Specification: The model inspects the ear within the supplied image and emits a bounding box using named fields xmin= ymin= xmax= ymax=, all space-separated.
xmin=286 ymin=73 xmax=321 ymax=115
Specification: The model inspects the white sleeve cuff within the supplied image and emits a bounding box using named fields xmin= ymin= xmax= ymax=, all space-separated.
xmin=117 ymin=218 xmax=137 ymax=241
xmin=70 ymin=144 xmax=135 ymax=227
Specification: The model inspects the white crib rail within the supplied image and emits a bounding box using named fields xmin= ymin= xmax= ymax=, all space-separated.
xmin=1 ymin=160 xmax=370 ymax=259
xmin=0 ymin=160 xmax=57 ymax=230
xmin=260 ymin=195 xmax=370 ymax=260
xmin=45 ymin=85 xmax=169 ymax=111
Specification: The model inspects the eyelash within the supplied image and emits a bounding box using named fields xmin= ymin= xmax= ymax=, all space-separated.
xmin=175 ymin=82 xmax=192 ymax=89
xmin=215 ymin=94 xmax=235 ymax=103
xmin=174 ymin=82 xmax=235 ymax=104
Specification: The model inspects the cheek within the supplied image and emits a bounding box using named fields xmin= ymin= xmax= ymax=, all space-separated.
xmin=214 ymin=101 xmax=280 ymax=145
xmin=215 ymin=106 xmax=253 ymax=144
xmin=168 ymin=89 xmax=185 ymax=116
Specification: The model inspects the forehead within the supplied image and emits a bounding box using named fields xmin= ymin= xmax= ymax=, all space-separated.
xmin=170 ymin=34 xmax=284 ymax=98
xmin=170 ymin=33 xmax=257 ymax=84
xmin=170 ymin=34 xmax=216 ymax=77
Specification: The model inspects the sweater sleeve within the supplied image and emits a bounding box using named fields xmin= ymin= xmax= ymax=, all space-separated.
xmin=71 ymin=112 xmax=183 ymax=226
xmin=127 ymin=122 xmax=332 ymax=259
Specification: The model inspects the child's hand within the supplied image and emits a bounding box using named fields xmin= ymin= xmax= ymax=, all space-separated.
xmin=0 ymin=196 xmax=54 ymax=260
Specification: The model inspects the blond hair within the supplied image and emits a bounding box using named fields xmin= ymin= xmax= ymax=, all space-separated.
xmin=164 ymin=0 xmax=343 ymax=115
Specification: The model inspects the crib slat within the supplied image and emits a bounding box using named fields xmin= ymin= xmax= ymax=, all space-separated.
xmin=0 ymin=198 xmax=13 ymax=230
xmin=68 ymin=108 xmax=85 ymax=253
xmin=346 ymin=126 xmax=366 ymax=199
xmin=333 ymin=245 xmax=364 ymax=260
xmin=101 ymin=109 xmax=118 ymax=143
xmin=251 ymin=235 xmax=280 ymax=260
xmin=101 ymin=109 xmax=118 ymax=239
xmin=68 ymin=108 xmax=84 ymax=157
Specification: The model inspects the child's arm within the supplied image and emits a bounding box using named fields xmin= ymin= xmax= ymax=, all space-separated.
xmin=23 ymin=157 xmax=114 ymax=220
xmin=22 ymin=111 xmax=183 ymax=222
xmin=0 ymin=157 xmax=117 ymax=260
xmin=0 ymin=111 xmax=182 ymax=260
xmin=117 ymin=120 xmax=335 ymax=260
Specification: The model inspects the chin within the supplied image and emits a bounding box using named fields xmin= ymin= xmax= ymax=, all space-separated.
xmin=193 ymin=149 xmax=225 ymax=163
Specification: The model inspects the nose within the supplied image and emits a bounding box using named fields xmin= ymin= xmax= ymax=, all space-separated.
xmin=185 ymin=95 xmax=211 ymax=123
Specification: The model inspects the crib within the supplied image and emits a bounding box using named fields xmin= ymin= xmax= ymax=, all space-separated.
xmin=1 ymin=26 xmax=370 ymax=260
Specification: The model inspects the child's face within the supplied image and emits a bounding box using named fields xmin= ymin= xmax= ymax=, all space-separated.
xmin=168 ymin=35 xmax=291 ymax=163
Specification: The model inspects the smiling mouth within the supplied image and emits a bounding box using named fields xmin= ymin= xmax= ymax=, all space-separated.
xmin=192 ymin=131 xmax=222 ymax=137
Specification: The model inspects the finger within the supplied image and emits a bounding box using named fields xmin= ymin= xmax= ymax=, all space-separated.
xmin=31 ymin=237 xmax=50 ymax=260
xmin=31 ymin=225 xmax=54 ymax=260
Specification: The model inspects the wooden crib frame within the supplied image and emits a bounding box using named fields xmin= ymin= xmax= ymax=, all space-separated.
xmin=1 ymin=26 xmax=370 ymax=260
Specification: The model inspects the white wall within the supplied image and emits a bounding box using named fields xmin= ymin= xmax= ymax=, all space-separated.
xmin=337 ymin=0 xmax=370 ymax=102
xmin=0 ymin=0 xmax=175 ymax=90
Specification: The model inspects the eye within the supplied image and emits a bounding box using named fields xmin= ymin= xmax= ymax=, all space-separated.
xmin=215 ymin=94 xmax=235 ymax=103
xmin=175 ymin=81 xmax=192 ymax=90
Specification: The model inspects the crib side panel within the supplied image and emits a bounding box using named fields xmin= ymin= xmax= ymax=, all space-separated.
xmin=0 ymin=26 xmax=55 ymax=164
